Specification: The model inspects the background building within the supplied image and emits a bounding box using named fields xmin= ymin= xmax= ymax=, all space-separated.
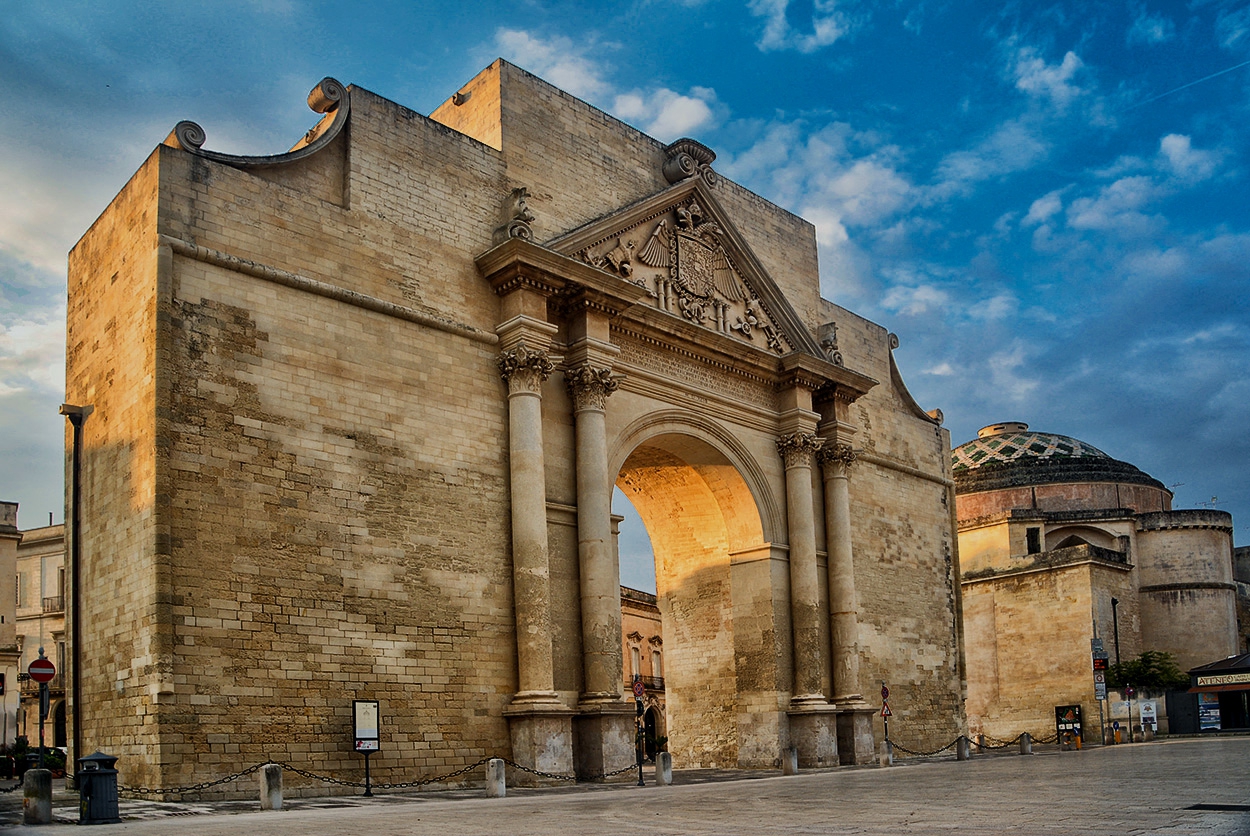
xmin=620 ymin=585 xmax=665 ymax=759
xmin=954 ymin=422 xmax=1239 ymax=739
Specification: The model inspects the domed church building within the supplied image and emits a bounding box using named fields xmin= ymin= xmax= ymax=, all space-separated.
xmin=953 ymin=422 xmax=1239 ymax=739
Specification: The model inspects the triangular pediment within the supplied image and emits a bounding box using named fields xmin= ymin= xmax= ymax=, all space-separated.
xmin=546 ymin=179 xmax=824 ymax=359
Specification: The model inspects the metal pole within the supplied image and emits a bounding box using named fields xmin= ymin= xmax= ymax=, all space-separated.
xmin=1110 ymin=597 xmax=1121 ymax=666
xmin=60 ymin=404 xmax=89 ymax=775
xmin=635 ymin=696 xmax=645 ymax=787
xmin=363 ymin=751 xmax=372 ymax=797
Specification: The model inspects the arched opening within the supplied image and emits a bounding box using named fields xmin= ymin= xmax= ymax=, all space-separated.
xmin=613 ymin=430 xmax=770 ymax=768
xmin=1046 ymin=525 xmax=1118 ymax=552
xmin=53 ymin=702 xmax=66 ymax=748
xmin=643 ymin=706 xmax=663 ymax=760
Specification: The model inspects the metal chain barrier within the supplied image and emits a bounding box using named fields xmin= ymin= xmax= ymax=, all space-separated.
xmin=886 ymin=737 xmax=960 ymax=758
xmin=118 ymin=755 xmax=645 ymax=796
xmin=0 ymin=782 xmax=21 ymax=794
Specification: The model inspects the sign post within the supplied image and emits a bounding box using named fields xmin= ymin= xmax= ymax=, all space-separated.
xmin=28 ymin=650 xmax=56 ymax=770
xmin=1092 ymin=638 xmax=1109 ymax=743
xmin=353 ymin=700 xmax=380 ymax=797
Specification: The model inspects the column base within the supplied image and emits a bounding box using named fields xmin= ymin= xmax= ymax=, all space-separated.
xmin=574 ymin=700 xmax=636 ymax=782
xmin=503 ymin=697 xmax=575 ymax=787
xmin=833 ymin=703 xmax=877 ymax=766
xmin=787 ymin=705 xmax=839 ymax=769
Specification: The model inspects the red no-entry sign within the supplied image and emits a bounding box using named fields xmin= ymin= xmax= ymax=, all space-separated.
xmin=28 ymin=658 xmax=55 ymax=684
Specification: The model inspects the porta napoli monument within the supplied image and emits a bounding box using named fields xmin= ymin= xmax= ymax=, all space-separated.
xmin=65 ymin=61 xmax=965 ymax=794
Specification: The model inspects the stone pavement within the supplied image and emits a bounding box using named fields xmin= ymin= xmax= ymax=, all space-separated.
xmin=4 ymin=737 xmax=1248 ymax=834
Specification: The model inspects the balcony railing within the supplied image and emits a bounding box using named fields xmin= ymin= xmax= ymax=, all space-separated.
xmin=20 ymin=674 xmax=65 ymax=695
xmin=626 ymin=676 xmax=665 ymax=692
xmin=42 ymin=596 xmax=65 ymax=614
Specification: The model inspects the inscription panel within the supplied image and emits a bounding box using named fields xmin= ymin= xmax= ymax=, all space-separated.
xmin=613 ymin=330 xmax=778 ymax=412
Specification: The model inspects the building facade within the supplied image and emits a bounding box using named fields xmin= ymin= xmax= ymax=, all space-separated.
xmin=954 ymin=422 xmax=1239 ymax=740
xmin=66 ymin=62 xmax=964 ymax=795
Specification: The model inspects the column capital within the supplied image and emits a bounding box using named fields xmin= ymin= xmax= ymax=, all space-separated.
xmin=565 ymin=362 xmax=619 ymax=412
xmin=818 ymin=442 xmax=857 ymax=478
xmin=777 ymin=432 xmax=823 ymax=469
xmin=498 ymin=343 xmax=555 ymax=395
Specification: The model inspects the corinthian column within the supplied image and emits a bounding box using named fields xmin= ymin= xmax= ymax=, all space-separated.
xmin=819 ymin=443 xmax=863 ymax=703
xmin=778 ymin=431 xmax=826 ymax=705
xmin=567 ymin=363 xmax=621 ymax=702
xmin=498 ymin=343 xmax=559 ymax=703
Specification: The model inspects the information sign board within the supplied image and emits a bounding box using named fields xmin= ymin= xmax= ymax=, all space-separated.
xmin=354 ymin=699 xmax=380 ymax=753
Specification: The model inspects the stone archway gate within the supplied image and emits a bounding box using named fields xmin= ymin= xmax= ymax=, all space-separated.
xmin=477 ymin=143 xmax=881 ymax=779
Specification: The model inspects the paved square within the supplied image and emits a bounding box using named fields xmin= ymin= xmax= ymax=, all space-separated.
xmin=10 ymin=737 xmax=1249 ymax=834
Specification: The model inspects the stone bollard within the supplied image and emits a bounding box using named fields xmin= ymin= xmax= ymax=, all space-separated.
xmin=485 ymin=758 xmax=506 ymax=798
xmin=879 ymin=740 xmax=893 ymax=767
xmin=655 ymin=752 xmax=673 ymax=786
xmin=260 ymin=763 xmax=283 ymax=811
xmin=1020 ymin=733 xmax=1033 ymax=755
xmin=781 ymin=746 xmax=799 ymax=775
xmin=956 ymin=736 xmax=971 ymax=761
xmin=23 ymin=768 xmax=53 ymax=825
xmin=976 ymin=734 xmax=986 ymax=754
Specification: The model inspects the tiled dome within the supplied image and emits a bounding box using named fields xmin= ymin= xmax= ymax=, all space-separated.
xmin=953 ymin=423 xmax=1110 ymax=473
xmin=952 ymin=422 xmax=1165 ymax=494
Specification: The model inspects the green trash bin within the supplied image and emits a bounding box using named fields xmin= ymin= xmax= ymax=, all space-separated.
xmin=77 ymin=751 xmax=122 ymax=825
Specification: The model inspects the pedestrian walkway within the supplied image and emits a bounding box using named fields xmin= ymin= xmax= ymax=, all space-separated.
xmin=4 ymin=737 xmax=1249 ymax=834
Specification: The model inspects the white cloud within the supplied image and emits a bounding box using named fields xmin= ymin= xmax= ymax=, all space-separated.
xmin=0 ymin=305 xmax=66 ymax=397
xmin=970 ymin=293 xmax=1018 ymax=322
xmin=1012 ymin=47 xmax=1086 ymax=109
xmin=1157 ymin=134 xmax=1219 ymax=183
xmin=1127 ymin=8 xmax=1175 ymax=45
xmin=924 ymin=362 xmax=956 ymax=376
xmin=1023 ymin=189 xmax=1064 ymax=226
xmin=1217 ymin=5 xmax=1250 ymax=49
xmin=881 ymin=283 xmax=949 ymax=316
xmin=1066 ymin=176 xmax=1161 ymax=234
xmin=987 ymin=342 xmax=1039 ymax=401
xmin=932 ymin=118 xmax=1049 ymax=196
xmin=749 ymin=0 xmax=855 ymax=53
xmin=494 ymin=29 xmax=611 ymax=101
xmin=615 ymin=87 xmax=719 ymax=141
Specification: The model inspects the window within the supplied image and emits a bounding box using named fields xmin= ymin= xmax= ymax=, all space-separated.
xmin=1026 ymin=527 xmax=1041 ymax=555
xmin=630 ymin=646 xmax=641 ymax=677
xmin=652 ymin=650 xmax=662 ymax=679
xmin=16 ymin=573 xmax=24 ymax=608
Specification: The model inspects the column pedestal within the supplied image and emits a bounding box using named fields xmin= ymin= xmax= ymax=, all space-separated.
xmin=835 ymin=704 xmax=877 ymax=765
xmin=574 ymin=701 xmax=636 ymax=781
xmin=503 ymin=701 xmax=576 ymax=787
xmin=787 ymin=705 xmax=840 ymax=769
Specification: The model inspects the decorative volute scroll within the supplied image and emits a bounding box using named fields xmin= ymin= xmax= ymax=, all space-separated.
xmin=818 ymin=322 xmax=844 ymax=367
xmin=497 ymin=343 xmax=555 ymax=395
xmin=494 ymin=187 xmax=537 ymax=244
xmin=167 ymin=78 xmax=351 ymax=168
xmin=777 ymin=432 xmax=824 ymax=469
xmin=662 ymin=138 xmax=718 ymax=186
xmin=818 ymin=442 xmax=857 ymax=477
xmin=565 ymin=363 xmax=619 ymax=411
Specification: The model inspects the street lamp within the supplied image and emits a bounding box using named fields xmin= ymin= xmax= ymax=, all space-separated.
xmin=1110 ymin=597 xmax=1121 ymax=667
xmin=60 ymin=403 xmax=92 ymax=779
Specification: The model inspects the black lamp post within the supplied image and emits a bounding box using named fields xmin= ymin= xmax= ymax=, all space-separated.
xmin=1110 ymin=597 xmax=1121 ymax=667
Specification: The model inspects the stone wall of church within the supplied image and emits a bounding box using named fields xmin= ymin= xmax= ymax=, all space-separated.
xmin=963 ymin=561 xmax=1136 ymax=740
xmin=1135 ymin=515 xmax=1238 ymax=670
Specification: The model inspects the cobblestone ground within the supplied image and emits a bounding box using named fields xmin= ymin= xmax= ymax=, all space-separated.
xmin=4 ymin=737 xmax=1248 ymax=834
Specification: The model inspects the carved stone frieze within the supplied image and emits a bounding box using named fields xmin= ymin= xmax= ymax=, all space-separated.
xmin=818 ymin=442 xmax=857 ymax=477
xmin=565 ymin=363 xmax=619 ymax=411
xmin=777 ymin=432 xmax=824 ymax=469
xmin=662 ymin=138 xmax=718 ymax=186
xmin=568 ymin=197 xmax=793 ymax=355
xmin=498 ymin=343 xmax=555 ymax=395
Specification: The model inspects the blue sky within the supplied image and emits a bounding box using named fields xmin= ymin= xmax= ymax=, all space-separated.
xmin=1 ymin=2 xmax=1247 ymax=587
